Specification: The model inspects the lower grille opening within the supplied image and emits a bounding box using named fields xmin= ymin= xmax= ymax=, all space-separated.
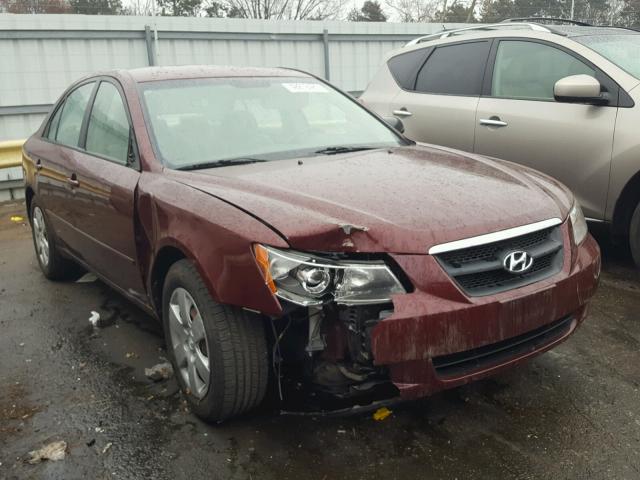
xmin=432 ymin=316 xmax=573 ymax=379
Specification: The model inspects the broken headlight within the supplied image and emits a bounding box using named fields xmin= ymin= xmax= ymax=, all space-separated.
xmin=569 ymin=201 xmax=588 ymax=245
xmin=254 ymin=245 xmax=406 ymax=306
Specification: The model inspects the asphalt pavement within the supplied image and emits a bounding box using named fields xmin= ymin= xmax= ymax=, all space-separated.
xmin=1 ymin=201 xmax=639 ymax=480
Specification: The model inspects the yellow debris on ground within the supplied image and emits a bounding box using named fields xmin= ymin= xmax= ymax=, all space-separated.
xmin=10 ymin=215 xmax=24 ymax=223
xmin=373 ymin=407 xmax=392 ymax=421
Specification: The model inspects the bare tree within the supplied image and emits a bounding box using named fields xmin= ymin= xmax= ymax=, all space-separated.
xmin=0 ymin=0 xmax=71 ymax=13
xmin=122 ymin=0 xmax=157 ymax=15
xmin=223 ymin=0 xmax=342 ymax=19
xmin=384 ymin=0 xmax=440 ymax=21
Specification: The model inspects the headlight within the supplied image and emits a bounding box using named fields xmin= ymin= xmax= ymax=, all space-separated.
xmin=569 ymin=202 xmax=588 ymax=245
xmin=253 ymin=244 xmax=406 ymax=306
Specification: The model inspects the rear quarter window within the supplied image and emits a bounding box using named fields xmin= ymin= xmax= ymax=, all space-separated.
xmin=387 ymin=48 xmax=432 ymax=90
xmin=415 ymin=41 xmax=491 ymax=96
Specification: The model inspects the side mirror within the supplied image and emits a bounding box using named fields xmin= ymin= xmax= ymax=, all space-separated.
xmin=383 ymin=116 xmax=405 ymax=134
xmin=554 ymin=75 xmax=608 ymax=105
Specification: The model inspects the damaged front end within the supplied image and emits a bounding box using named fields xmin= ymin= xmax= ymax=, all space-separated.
xmin=254 ymin=245 xmax=408 ymax=409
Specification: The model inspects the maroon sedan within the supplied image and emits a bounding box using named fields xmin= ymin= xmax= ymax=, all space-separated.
xmin=22 ymin=66 xmax=600 ymax=421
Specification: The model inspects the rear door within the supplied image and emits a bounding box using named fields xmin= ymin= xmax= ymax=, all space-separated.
xmin=474 ymin=39 xmax=618 ymax=220
xmin=390 ymin=40 xmax=492 ymax=151
xmin=65 ymin=79 xmax=146 ymax=298
xmin=35 ymin=81 xmax=97 ymax=249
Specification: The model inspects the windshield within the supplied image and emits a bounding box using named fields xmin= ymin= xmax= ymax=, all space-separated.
xmin=140 ymin=76 xmax=403 ymax=169
xmin=575 ymin=34 xmax=640 ymax=79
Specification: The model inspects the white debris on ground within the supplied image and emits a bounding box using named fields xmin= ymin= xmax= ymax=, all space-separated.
xmin=88 ymin=311 xmax=101 ymax=327
xmin=145 ymin=362 xmax=174 ymax=382
xmin=75 ymin=272 xmax=98 ymax=283
xmin=27 ymin=440 xmax=67 ymax=464
xmin=102 ymin=442 xmax=113 ymax=454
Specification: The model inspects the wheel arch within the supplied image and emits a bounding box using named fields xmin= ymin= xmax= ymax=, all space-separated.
xmin=149 ymin=243 xmax=190 ymax=318
xmin=611 ymin=169 xmax=640 ymax=241
xmin=25 ymin=186 xmax=35 ymax=219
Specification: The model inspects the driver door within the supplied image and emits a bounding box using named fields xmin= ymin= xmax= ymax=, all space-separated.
xmin=474 ymin=40 xmax=617 ymax=220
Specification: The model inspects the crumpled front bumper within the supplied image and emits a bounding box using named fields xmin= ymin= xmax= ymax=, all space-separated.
xmin=371 ymin=229 xmax=600 ymax=400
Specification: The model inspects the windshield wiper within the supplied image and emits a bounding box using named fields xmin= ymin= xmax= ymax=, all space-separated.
xmin=314 ymin=146 xmax=377 ymax=155
xmin=176 ymin=158 xmax=268 ymax=171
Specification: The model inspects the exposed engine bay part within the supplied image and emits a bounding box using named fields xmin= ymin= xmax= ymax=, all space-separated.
xmin=269 ymin=301 xmax=397 ymax=408
xmin=305 ymin=306 xmax=326 ymax=354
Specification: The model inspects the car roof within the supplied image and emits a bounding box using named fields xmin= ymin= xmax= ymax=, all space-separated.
xmin=123 ymin=65 xmax=309 ymax=83
xmin=405 ymin=23 xmax=639 ymax=48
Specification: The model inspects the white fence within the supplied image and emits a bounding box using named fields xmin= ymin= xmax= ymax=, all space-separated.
xmin=0 ymin=14 xmax=473 ymax=141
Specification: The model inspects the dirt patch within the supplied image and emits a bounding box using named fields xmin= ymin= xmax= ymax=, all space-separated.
xmin=0 ymin=383 xmax=41 ymax=437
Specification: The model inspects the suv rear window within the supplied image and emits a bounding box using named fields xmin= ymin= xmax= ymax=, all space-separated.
xmin=387 ymin=48 xmax=431 ymax=90
xmin=415 ymin=41 xmax=490 ymax=96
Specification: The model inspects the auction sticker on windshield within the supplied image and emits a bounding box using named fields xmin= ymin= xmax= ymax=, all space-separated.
xmin=282 ymin=83 xmax=328 ymax=93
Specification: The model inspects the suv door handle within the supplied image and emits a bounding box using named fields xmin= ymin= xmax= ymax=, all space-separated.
xmin=393 ymin=109 xmax=413 ymax=117
xmin=479 ymin=118 xmax=508 ymax=127
xmin=66 ymin=175 xmax=80 ymax=188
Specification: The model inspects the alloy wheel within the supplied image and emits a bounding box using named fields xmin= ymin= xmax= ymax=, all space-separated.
xmin=32 ymin=206 xmax=50 ymax=268
xmin=168 ymin=287 xmax=211 ymax=399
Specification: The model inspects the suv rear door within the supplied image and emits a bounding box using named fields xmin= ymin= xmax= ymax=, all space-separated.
xmin=474 ymin=39 xmax=618 ymax=220
xmin=390 ymin=40 xmax=491 ymax=151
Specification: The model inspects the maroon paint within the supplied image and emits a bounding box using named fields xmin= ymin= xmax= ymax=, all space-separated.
xmin=22 ymin=66 xmax=601 ymax=401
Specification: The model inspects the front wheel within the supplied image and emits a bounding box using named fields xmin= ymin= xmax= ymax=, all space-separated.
xmin=162 ymin=259 xmax=269 ymax=422
xmin=629 ymin=202 xmax=640 ymax=267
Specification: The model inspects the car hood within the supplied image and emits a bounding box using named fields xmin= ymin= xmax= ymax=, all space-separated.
xmin=166 ymin=145 xmax=573 ymax=254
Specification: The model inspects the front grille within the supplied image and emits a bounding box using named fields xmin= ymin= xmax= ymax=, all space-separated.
xmin=435 ymin=225 xmax=564 ymax=296
xmin=432 ymin=316 xmax=573 ymax=379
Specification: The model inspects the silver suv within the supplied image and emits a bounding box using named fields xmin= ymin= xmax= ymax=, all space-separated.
xmin=361 ymin=20 xmax=640 ymax=264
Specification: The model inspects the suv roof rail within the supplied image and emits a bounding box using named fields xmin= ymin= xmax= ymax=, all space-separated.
xmin=501 ymin=17 xmax=592 ymax=26
xmin=406 ymin=22 xmax=553 ymax=46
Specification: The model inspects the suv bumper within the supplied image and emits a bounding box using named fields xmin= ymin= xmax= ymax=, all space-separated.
xmin=372 ymin=232 xmax=600 ymax=400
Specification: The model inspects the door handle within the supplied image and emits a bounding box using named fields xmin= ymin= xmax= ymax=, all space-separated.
xmin=66 ymin=175 xmax=80 ymax=188
xmin=393 ymin=109 xmax=413 ymax=117
xmin=479 ymin=118 xmax=508 ymax=127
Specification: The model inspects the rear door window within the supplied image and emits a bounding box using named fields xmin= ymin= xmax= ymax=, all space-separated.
xmin=387 ymin=48 xmax=432 ymax=90
xmin=85 ymin=82 xmax=131 ymax=165
xmin=415 ymin=41 xmax=491 ymax=96
xmin=491 ymin=41 xmax=596 ymax=100
xmin=54 ymin=83 xmax=95 ymax=148
xmin=46 ymin=105 xmax=63 ymax=141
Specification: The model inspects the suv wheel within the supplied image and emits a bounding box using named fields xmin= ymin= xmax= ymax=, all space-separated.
xmin=162 ymin=259 xmax=269 ymax=422
xmin=629 ymin=202 xmax=640 ymax=267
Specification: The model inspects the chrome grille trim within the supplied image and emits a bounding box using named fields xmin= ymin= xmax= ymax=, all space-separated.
xmin=428 ymin=218 xmax=563 ymax=255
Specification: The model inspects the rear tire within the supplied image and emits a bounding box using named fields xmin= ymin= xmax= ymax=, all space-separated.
xmin=30 ymin=197 xmax=82 ymax=280
xmin=162 ymin=259 xmax=269 ymax=422
xmin=629 ymin=202 xmax=640 ymax=267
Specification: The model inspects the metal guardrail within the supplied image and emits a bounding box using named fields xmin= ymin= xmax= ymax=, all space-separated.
xmin=0 ymin=140 xmax=24 ymax=169
xmin=0 ymin=140 xmax=25 ymax=201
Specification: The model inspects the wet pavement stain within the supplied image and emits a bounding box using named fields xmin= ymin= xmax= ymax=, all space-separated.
xmin=1 ymin=201 xmax=639 ymax=479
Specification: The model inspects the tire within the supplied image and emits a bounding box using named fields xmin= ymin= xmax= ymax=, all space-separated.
xmin=30 ymin=197 xmax=82 ymax=280
xmin=629 ymin=202 xmax=640 ymax=267
xmin=162 ymin=259 xmax=269 ymax=422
